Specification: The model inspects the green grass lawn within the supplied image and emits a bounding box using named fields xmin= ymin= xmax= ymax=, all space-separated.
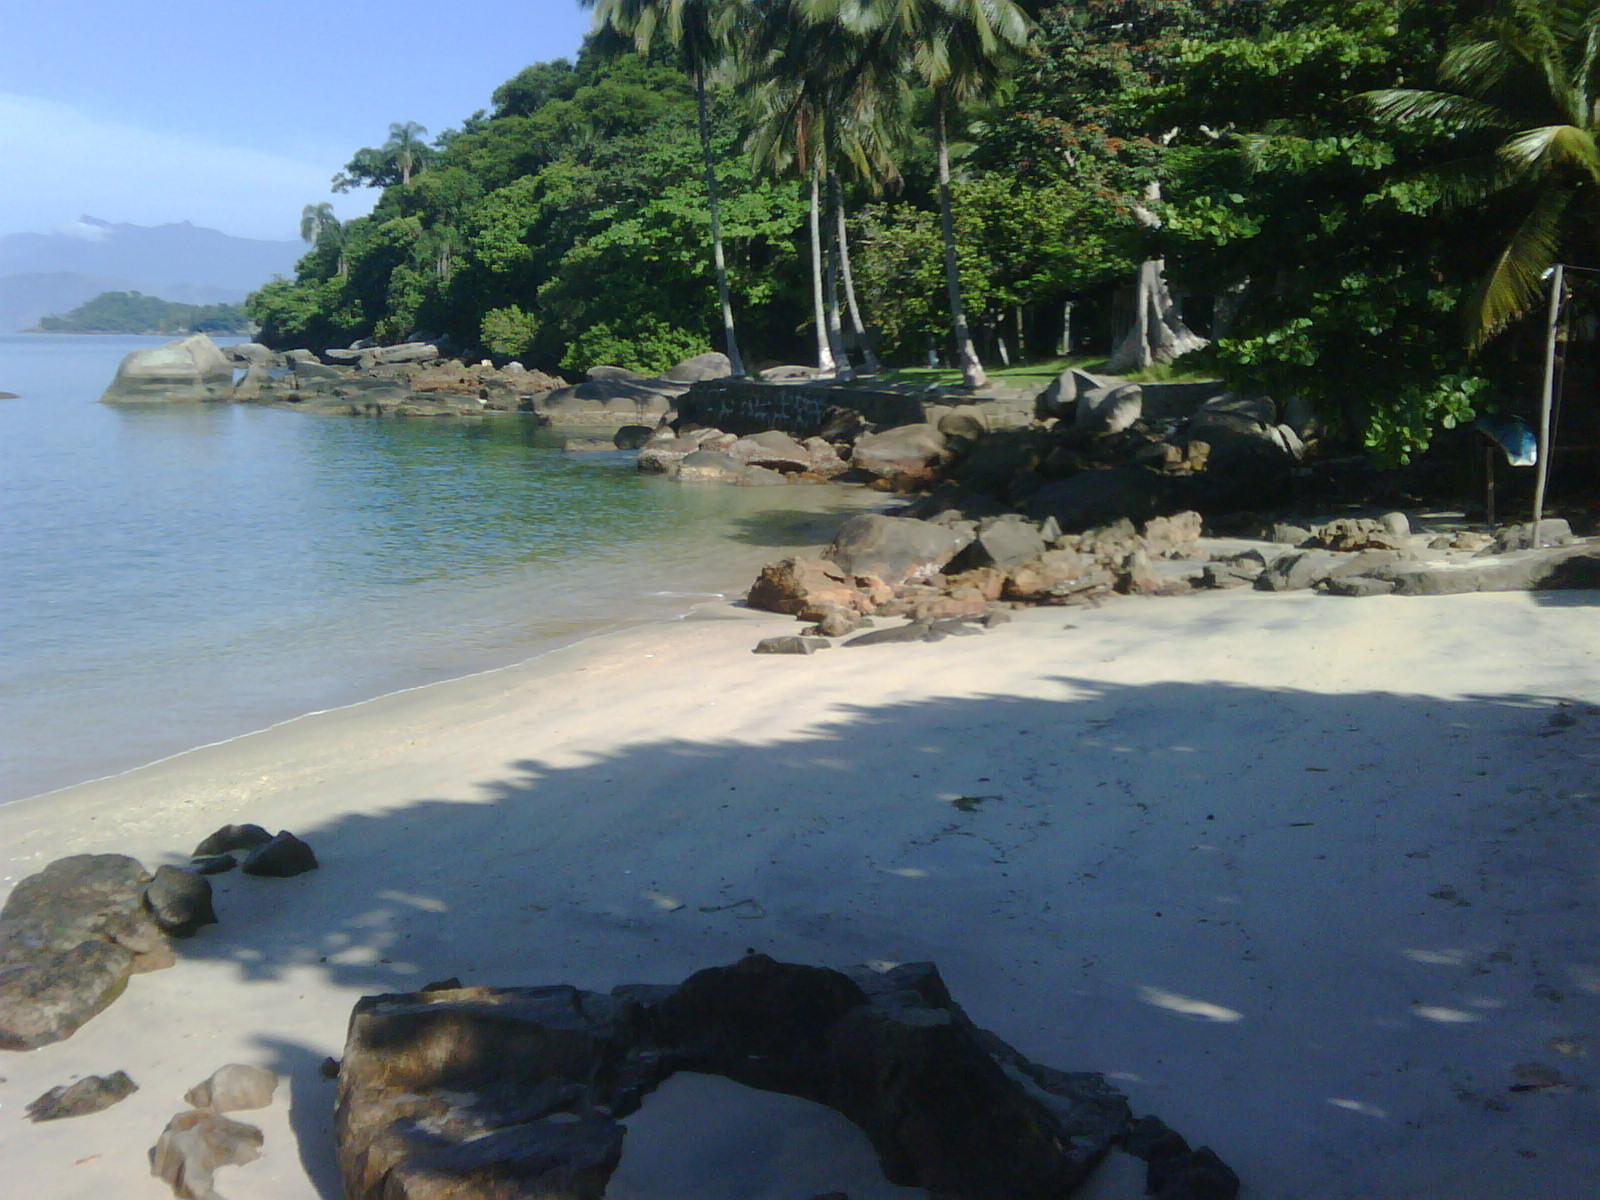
xmin=867 ymin=356 xmax=1219 ymax=390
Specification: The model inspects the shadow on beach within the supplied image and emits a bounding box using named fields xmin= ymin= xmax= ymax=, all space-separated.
xmin=168 ymin=676 xmax=1599 ymax=1198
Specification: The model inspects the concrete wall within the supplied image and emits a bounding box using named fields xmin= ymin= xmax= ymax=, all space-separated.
xmin=678 ymin=379 xmax=927 ymax=437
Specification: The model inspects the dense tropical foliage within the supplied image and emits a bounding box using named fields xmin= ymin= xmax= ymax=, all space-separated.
xmin=38 ymin=291 xmax=247 ymax=335
xmin=248 ymin=0 xmax=1598 ymax=463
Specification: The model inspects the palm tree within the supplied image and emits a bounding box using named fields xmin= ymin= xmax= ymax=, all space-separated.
xmin=812 ymin=0 xmax=1032 ymax=387
xmin=299 ymin=202 xmax=339 ymax=245
xmin=385 ymin=122 xmax=431 ymax=186
xmin=1364 ymin=0 xmax=1600 ymax=349
xmin=583 ymin=0 xmax=748 ymax=376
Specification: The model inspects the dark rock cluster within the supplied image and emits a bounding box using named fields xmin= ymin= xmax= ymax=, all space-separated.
xmin=0 ymin=824 xmax=317 ymax=1050
xmin=335 ymin=953 xmax=1236 ymax=1200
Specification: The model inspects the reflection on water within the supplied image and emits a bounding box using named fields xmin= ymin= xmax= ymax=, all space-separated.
xmin=0 ymin=335 xmax=879 ymax=801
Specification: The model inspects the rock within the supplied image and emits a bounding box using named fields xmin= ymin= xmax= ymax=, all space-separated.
xmin=150 ymin=1109 xmax=265 ymax=1200
xmin=850 ymin=424 xmax=948 ymax=488
xmin=334 ymin=955 xmax=1144 ymax=1200
xmin=0 ymin=856 xmax=178 ymax=1047
xmin=613 ymin=425 xmax=655 ymax=450
xmin=671 ymin=449 xmax=785 ymax=485
xmin=1378 ymin=511 xmax=1410 ymax=537
xmin=728 ymin=430 xmax=814 ymax=473
xmin=1077 ymin=382 xmax=1143 ymax=434
xmin=227 ymin=343 xmax=274 ymax=365
xmin=184 ymin=1064 xmax=279 ymax=1112
xmin=585 ymin=365 xmax=644 ymax=381
xmin=371 ymin=342 xmax=441 ymax=365
xmin=1320 ymin=575 xmax=1397 ymax=597
xmin=805 ymin=607 xmax=864 ymax=638
xmin=844 ymin=622 xmax=946 ymax=647
xmin=1026 ymin=469 xmax=1171 ymax=533
xmin=753 ymin=636 xmax=833 ymax=655
xmin=1003 ymin=550 xmax=1094 ymax=602
xmin=240 ymin=831 xmax=318 ymax=878
xmin=535 ymin=379 xmax=682 ymax=429
xmin=1036 ymin=367 xmax=1114 ymax=419
xmin=1490 ymin=519 xmax=1573 ymax=552
xmin=747 ymin=556 xmax=868 ymax=617
xmin=25 ymin=1071 xmax=139 ymax=1121
xmin=824 ymin=514 xmax=971 ymax=587
xmin=563 ymin=438 xmax=616 ymax=454
xmin=1255 ymin=551 xmax=1342 ymax=592
xmin=1312 ymin=517 xmax=1407 ymax=553
xmin=937 ymin=405 xmax=989 ymax=443
xmin=189 ymin=855 xmax=239 ymax=876
xmin=1200 ymin=563 xmax=1258 ymax=589
xmin=1115 ymin=549 xmax=1165 ymax=596
xmin=950 ymin=514 xmax=1048 ymax=571
xmin=144 ymin=866 xmax=218 ymax=938
xmin=1373 ymin=540 xmax=1600 ymax=595
xmin=637 ymin=435 xmax=704 ymax=474
xmin=661 ymin=351 xmax=732 ymax=382
xmin=101 ymin=334 xmax=234 ymax=404
xmin=291 ymin=358 xmax=345 ymax=384
xmin=193 ymin=824 xmax=274 ymax=857
xmin=1142 ymin=511 xmax=1204 ymax=557
xmin=1269 ymin=522 xmax=1312 ymax=546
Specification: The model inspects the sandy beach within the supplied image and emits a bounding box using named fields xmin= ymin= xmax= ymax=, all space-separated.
xmin=2 ymin=586 xmax=1598 ymax=1199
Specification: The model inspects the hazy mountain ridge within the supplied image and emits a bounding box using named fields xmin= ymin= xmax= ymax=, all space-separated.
xmin=0 ymin=217 xmax=301 ymax=332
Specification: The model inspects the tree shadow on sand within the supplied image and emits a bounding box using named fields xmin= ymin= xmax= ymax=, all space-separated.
xmin=169 ymin=677 xmax=1600 ymax=1198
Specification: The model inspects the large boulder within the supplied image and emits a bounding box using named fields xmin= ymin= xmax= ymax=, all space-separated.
xmin=101 ymin=334 xmax=234 ymax=403
xmin=533 ymin=379 xmax=683 ymax=429
xmin=660 ymin=351 xmax=732 ymax=382
xmin=1077 ymin=382 xmax=1144 ymax=435
xmin=0 ymin=854 xmax=172 ymax=1049
xmin=825 ymin=513 xmax=972 ymax=586
xmin=850 ymin=424 xmax=949 ymax=489
xmin=670 ymin=449 xmax=784 ymax=486
xmin=1025 ymin=468 xmax=1172 ymax=533
xmin=1036 ymin=367 xmax=1115 ymax=420
xmin=333 ymin=955 xmax=1143 ymax=1200
xmin=747 ymin=556 xmax=871 ymax=617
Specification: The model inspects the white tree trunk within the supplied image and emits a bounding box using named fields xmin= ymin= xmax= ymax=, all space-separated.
xmin=935 ymin=95 xmax=986 ymax=389
xmin=1106 ymin=258 xmax=1208 ymax=373
xmin=807 ymin=173 xmax=836 ymax=375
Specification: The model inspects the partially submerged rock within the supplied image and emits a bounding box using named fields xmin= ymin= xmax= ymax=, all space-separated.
xmin=101 ymin=334 xmax=234 ymax=404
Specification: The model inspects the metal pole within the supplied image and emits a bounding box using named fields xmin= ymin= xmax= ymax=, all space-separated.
xmin=1532 ymin=262 xmax=1563 ymax=542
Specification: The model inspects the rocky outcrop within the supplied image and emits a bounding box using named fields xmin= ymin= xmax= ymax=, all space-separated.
xmin=532 ymin=377 xmax=684 ymax=428
xmin=101 ymin=334 xmax=234 ymax=403
xmin=0 ymin=854 xmax=174 ymax=1050
xmin=333 ymin=954 xmax=1168 ymax=1200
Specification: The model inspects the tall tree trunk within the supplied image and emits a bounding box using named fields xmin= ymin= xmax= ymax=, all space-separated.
xmin=935 ymin=95 xmax=986 ymax=389
xmin=822 ymin=112 xmax=851 ymax=379
xmin=834 ymin=189 xmax=880 ymax=374
xmin=1106 ymin=184 xmax=1206 ymax=374
xmin=807 ymin=172 xmax=836 ymax=374
xmin=695 ymin=73 xmax=746 ymax=377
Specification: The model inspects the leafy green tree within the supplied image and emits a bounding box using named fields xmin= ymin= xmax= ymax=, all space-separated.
xmin=815 ymin=0 xmax=1034 ymax=387
xmin=1363 ymin=0 xmax=1600 ymax=348
xmin=583 ymin=0 xmax=749 ymax=375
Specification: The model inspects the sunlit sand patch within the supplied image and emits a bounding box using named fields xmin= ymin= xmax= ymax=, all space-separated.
xmin=1411 ymin=1005 xmax=1482 ymax=1023
xmin=1138 ymin=986 xmax=1245 ymax=1023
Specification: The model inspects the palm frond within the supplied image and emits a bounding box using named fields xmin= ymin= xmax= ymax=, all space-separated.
xmin=1363 ymin=87 xmax=1510 ymax=131
xmin=1466 ymin=183 xmax=1571 ymax=350
xmin=1498 ymin=123 xmax=1600 ymax=181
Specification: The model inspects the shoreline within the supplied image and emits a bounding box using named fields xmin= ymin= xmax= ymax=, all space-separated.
xmin=2 ymin=586 xmax=1598 ymax=1198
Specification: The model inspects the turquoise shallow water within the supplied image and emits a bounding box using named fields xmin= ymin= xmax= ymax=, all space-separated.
xmin=0 ymin=335 xmax=871 ymax=802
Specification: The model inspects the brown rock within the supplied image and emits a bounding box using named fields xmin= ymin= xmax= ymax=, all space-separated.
xmin=150 ymin=1109 xmax=265 ymax=1200
xmin=747 ymin=557 xmax=868 ymax=617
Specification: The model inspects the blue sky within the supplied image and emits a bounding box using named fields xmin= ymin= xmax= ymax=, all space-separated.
xmin=0 ymin=1 xmax=594 ymax=242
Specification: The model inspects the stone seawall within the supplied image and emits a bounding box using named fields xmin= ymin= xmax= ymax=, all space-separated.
xmin=678 ymin=379 xmax=928 ymax=436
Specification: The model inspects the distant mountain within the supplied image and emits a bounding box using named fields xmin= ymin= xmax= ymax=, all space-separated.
xmin=0 ymin=217 xmax=302 ymax=332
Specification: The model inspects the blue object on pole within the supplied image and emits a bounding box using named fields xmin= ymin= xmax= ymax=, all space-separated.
xmin=1475 ymin=415 xmax=1537 ymax=466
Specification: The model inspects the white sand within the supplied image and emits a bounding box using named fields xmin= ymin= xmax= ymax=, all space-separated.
xmin=2 ymin=587 xmax=1598 ymax=1199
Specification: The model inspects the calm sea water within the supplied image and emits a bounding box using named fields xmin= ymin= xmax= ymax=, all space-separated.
xmin=0 ymin=335 xmax=872 ymax=802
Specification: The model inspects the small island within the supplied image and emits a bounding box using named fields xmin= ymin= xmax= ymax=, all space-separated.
xmin=32 ymin=290 xmax=248 ymax=336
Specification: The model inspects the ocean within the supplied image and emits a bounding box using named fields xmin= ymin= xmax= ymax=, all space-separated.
xmin=0 ymin=335 xmax=873 ymax=803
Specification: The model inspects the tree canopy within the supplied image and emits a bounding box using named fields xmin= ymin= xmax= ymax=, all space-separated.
xmin=248 ymin=0 xmax=1589 ymax=463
